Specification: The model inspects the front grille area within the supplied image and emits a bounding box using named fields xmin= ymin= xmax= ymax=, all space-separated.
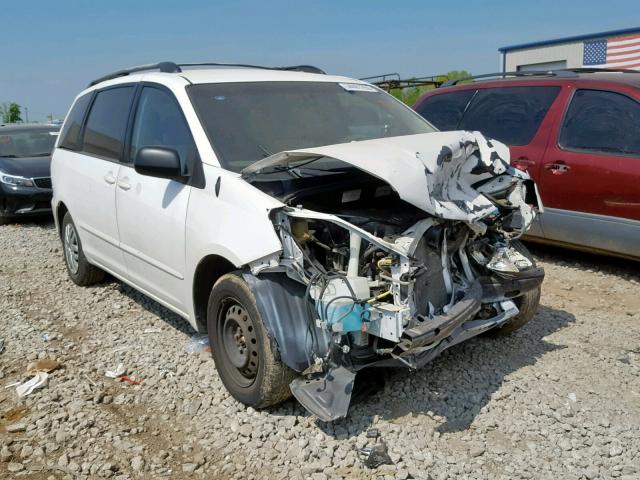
xmin=33 ymin=177 xmax=52 ymax=189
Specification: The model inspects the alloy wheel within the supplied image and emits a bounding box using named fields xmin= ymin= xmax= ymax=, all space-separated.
xmin=64 ymin=223 xmax=80 ymax=274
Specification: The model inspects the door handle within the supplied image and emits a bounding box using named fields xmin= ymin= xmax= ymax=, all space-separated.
xmin=103 ymin=173 xmax=116 ymax=185
xmin=117 ymin=178 xmax=131 ymax=191
xmin=544 ymin=161 xmax=571 ymax=175
xmin=512 ymin=157 xmax=536 ymax=171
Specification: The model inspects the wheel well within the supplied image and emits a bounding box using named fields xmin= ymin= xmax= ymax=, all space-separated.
xmin=193 ymin=255 xmax=236 ymax=332
xmin=56 ymin=202 xmax=69 ymax=237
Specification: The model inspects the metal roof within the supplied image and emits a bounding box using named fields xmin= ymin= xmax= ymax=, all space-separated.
xmin=499 ymin=26 xmax=640 ymax=53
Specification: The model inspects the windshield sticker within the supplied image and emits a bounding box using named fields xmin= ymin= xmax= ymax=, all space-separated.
xmin=338 ymin=83 xmax=378 ymax=93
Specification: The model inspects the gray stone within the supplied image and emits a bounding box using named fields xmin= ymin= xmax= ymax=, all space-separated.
xmin=6 ymin=423 xmax=27 ymax=433
xmin=7 ymin=462 xmax=24 ymax=473
xmin=182 ymin=463 xmax=198 ymax=473
xmin=1 ymin=446 xmax=12 ymax=463
xmin=131 ymin=456 xmax=144 ymax=471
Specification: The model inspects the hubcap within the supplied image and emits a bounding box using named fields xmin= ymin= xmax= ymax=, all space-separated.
xmin=221 ymin=300 xmax=259 ymax=385
xmin=64 ymin=223 xmax=79 ymax=274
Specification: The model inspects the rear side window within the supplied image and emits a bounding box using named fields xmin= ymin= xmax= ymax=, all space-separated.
xmin=83 ymin=87 xmax=134 ymax=160
xmin=458 ymin=86 xmax=560 ymax=145
xmin=59 ymin=93 xmax=92 ymax=151
xmin=559 ymin=89 xmax=640 ymax=156
xmin=414 ymin=90 xmax=476 ymax=130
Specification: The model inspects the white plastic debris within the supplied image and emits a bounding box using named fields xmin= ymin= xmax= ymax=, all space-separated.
xmin=105 ymin=363 xmax=126 ymax=378
xmin=16 ymin=372 xmax=49 ymax=397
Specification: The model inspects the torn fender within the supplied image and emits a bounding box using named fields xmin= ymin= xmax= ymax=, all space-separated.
xmin=242 ymin=131 xmax=537 ymax=225
xmin=240 ymin=272 xmax=330 ymax=372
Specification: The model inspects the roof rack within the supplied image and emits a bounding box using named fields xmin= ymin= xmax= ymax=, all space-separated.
xmin=441 ymin=70 xmax=578 ymax=87
xmin=89 ymin=62 xmax=181 ymax=86
xmin=88 ymin=62 xmax=325 ymax=87
xmin=562 ymin=67 xmax=640 ymax=74
xmin=360 ymin=73 xmax=445 ymax=91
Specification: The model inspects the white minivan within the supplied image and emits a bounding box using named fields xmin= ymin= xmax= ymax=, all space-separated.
xmin=51 ymin=62 xmax=544 ymax=421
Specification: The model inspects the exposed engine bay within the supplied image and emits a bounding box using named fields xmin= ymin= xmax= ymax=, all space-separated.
xmin=243 ymin=131 xmax=545 ymax=421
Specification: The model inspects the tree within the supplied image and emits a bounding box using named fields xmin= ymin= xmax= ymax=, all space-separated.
xmin=0 ymin=102 xmax=23 ymax=123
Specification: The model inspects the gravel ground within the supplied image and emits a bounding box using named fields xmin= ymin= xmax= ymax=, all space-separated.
xmin=0 ymin=219 xmax=638 ymax=480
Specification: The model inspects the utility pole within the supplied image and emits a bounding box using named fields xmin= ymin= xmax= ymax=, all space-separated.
xmin=25 ymin=107 xmax=29 ymax=123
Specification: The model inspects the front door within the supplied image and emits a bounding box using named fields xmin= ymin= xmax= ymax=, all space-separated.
xmin=115 ymin=85 xmax=199 ymax=313
xmin=538 ymin=87 xmax=640 ymax=257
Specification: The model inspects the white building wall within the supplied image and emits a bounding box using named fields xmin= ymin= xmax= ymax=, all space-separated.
xmin=504 ymin=42 xmax=584 ymax=71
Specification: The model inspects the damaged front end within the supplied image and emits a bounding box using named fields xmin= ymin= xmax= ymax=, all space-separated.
xmin=243 ymin=131 xmax=544 ymax=421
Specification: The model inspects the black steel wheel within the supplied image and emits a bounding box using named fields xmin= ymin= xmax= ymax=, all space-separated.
xmin=207 ymin=273 xmax=296 ymax=408
xmin=219 ymin=298 xmax=260 ymax=387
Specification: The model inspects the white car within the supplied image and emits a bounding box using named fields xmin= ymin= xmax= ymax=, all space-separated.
xmin=51 ymin=62 xmax=544 ymax=421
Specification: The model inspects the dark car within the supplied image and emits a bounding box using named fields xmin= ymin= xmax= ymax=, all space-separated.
xmin=413 ymin=70 xmax=640 ymax=260
xmin=0 ymin=124 xmax=60 ymax=224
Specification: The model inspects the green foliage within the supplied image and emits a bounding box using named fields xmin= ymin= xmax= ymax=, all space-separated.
xmin=390 ymin=70 xmax=472 ymax=106
xmin=0 ymin=102 xmax=23 ymax=123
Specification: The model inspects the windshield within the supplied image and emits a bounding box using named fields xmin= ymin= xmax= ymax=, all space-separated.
xmin=188 ymin=81 xmax=435 ymax=172
xmin=0 ymin=129 xmax=59 ymax=158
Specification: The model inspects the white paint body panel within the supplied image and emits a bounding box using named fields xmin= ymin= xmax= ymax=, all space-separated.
xmin=51 ymin=149 xmax=127 ymax=277
xmin=115 ymin=165 xmax=191 ymax=313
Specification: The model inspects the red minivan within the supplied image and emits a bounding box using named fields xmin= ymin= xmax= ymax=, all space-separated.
xmin=414 ymin=70 xmax=640 ymax=260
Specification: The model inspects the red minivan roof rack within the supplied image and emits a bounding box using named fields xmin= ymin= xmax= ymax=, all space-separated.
xmin=441 ymin=70 xmax=579 ymax=87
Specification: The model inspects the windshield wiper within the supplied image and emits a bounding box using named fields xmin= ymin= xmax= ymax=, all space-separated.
xmin=257 ymin=144 xmax=274 ymax=158
xmin=272 ymin=157 xmax=325 ymax=177
xmin=0 ymin=155 xmax=19 ymax=158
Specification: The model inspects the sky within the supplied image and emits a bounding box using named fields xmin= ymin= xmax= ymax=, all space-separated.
xmin=2 ymin=0 xmax=639 ymax=122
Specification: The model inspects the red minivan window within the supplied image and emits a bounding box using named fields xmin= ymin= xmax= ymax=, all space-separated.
xmin=559 ymin=89 xmax=640 ymax=156
xmin=414 ymin=90 xmax=475 ymax=130
xmin=417 ymin=86 xmax=560 ymax=146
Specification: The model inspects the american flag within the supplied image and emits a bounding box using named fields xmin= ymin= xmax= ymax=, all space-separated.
xmin=583 ymin=34 xmax=640 ymax=70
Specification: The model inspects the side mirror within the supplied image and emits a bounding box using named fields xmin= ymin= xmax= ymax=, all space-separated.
xmin=134 ymin=147 xmax=188 ymax=180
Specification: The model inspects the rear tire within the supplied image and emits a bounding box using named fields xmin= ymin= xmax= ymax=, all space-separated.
xmin=207 ymin=273 xmax=295 ymax=408
xmin=61 ymin=213 xmax=105 ymax=286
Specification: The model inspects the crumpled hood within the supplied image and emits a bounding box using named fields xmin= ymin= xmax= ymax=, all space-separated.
xmin=242 ymin=131 xmax=537 ymax=225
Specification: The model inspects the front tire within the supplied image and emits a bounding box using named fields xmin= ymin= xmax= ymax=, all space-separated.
xmin=490 ymin=240 xmax=541 ymax=335
xmin=491 ymin=285 xmax=541 ymax=335
xmin=61 ymin=213 xmax=105 ymax=286
xmin=207 ymin=273 xmax=296 ymax=408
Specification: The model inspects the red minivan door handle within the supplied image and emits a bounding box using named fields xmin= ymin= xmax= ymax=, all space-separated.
xmin=512 ymin=157 xmax=535 ymax=171
xmin=544 ymin=161 xmax=571 ymax=175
